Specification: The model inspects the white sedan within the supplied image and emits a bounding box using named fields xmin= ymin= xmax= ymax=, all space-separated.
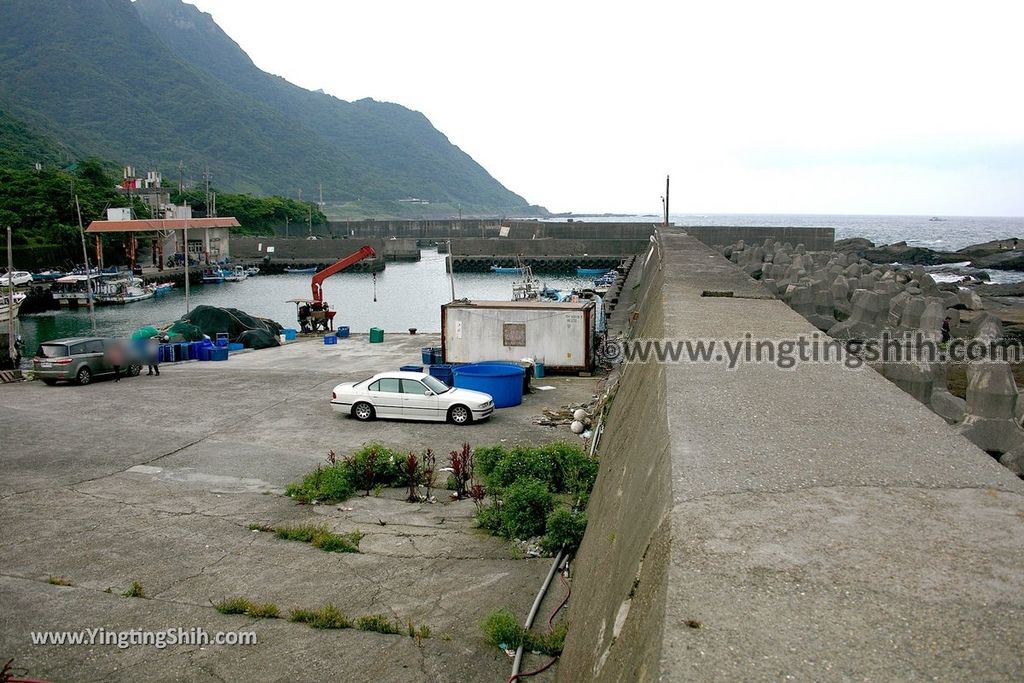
xmin=331 ymin=371 xmax=494 ymax=424
xmin=0 ymin=271 xmax=33 ymax=287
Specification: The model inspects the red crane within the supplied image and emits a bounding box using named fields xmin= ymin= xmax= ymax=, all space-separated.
xmin=311 ymin=244 xmax=376 ymax=303
xmin=290 ymin=245 xmax=377 ymax=333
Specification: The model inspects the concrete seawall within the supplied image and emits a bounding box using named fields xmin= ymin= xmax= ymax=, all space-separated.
xmin=229 ymin=236 xmax=418 ymax=266
xmin=559 ymin=232 xmax=1024 ymax=680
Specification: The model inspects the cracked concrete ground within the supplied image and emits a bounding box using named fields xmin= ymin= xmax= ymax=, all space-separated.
xmin=0 ymin=333 xmax=595 ymax=681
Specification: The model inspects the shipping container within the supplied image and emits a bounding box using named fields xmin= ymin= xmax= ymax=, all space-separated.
xmin=441 ymin=300 xmax=595 ymax=373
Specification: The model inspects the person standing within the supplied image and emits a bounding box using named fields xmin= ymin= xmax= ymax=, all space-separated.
xmin=106 ymin=341 xmax=124 ymax=382
xmin=147 ymin=336 xmax=161 ymax=376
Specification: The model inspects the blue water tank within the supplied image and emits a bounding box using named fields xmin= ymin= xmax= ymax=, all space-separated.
xmin=452 ymin=363 xmax=525 ymax=408
xmin=210 ymin=347 xmax=229 ymax=361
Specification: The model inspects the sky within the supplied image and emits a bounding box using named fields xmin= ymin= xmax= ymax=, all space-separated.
xmin=186 ymin=0 xmax=1023 ymax=216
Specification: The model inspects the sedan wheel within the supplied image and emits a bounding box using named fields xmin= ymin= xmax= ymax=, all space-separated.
xmin=448 ymin=405 xmax=471 ymax=425
xmin=353 ymin=402 xmax=375 ymax=421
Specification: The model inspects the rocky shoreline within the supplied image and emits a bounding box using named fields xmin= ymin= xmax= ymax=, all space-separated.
xmin=835 ymin=237 xmax=1024 ymax=271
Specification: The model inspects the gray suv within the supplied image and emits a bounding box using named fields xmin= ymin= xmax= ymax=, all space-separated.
xmin=32 ymin=337 xmax=142 ymax=385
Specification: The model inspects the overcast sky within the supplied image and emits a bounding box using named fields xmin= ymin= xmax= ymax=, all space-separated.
xmin=186 ymin=0 xmax=1023 ymax=216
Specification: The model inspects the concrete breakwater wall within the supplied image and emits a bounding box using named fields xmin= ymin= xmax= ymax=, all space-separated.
xmin=324 ymin=220 xmax=659 ymax=241
xmin=685 ymin=225 xmax=835 ymax=252
xmin=447 ymin=237 xmax=650 ymax=271
xmin=229 ymin=236 xmax=418 ymax=269
xmin=559 ymin=232 xmax=1024 ymax=680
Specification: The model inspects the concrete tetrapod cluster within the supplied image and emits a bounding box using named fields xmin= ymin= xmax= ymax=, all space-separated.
xmin=724 ymin=237 xmax=1024 ymax=476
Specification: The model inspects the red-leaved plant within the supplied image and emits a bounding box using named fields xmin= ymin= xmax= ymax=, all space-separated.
xmin=404 ymin=451 xmax=420 ymax=502
xmin=448 ymin=442 xmax=474 ymax=499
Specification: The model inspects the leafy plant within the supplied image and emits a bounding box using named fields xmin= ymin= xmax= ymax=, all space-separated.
xmin=284 ymin=456 xmax=354 ymax=504
xmin=501 ymin=478 xmax=554 ymax=540
xmin=542 ymin=506 xmax=588 ymax=553
xmin=213 ymin=597 xmax=279 ymax=619
xmin=469 ymin=479 xmax=486 ymax=512
xmin=482 ymin=608 xmax=523 ymax=649
xmin=475 ymin=504 xmax=503 ymax=533
xmin=403 ymin=451 xmax=421 ymax=502
xmin=273 ymin=523 xmax=363 ymax=553
xmin=291 ymin=604 xmax=352 ymax=629
xmin=448 ymin=442 xmax=474 ymax=499
xmin=346 ymin=443 xmax=403 ymax=494
xmin=421 ymin=448 xmax=436 ymax=500
xmin=47 ymin=576 xmax=72 ymax=586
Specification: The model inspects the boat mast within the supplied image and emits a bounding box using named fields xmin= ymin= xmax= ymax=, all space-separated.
xmin=74 ymin=195 xmax=96 ymax=333
xmin=6 ymin=226 xmax=15 ymax=363
xmin=184 ymin=215 xmax=190 ymax=314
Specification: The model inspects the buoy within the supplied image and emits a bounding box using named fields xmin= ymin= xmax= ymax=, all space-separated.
xmin=573 ymin=409 xmax=587 ymax=421
xmin=570 ymin=420 xmax=585 ymax=434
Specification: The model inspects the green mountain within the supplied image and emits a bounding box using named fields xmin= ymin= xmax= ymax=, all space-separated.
xmin=0 ymin=0 xmax=539 ymax=215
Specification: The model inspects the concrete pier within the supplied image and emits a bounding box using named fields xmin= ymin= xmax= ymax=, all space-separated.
xmin=558 ymin=232 xmax=1024 ymax=681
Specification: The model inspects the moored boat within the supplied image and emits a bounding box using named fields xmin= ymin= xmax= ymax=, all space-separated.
xmin=283 ymin=266 xmax=318 ymax=274
xmin=94 ymin=275 xmax=154 ymax=305
xmin=222 ymin=265 xmax=248 ymax=282
xmin=0 ymin=292 xmax=26 ymax=323
xmin=52 ymin=274 xmax=99 ymax=307
xmin=201 ymin=267 xmax=227 ymax=283
xmin=491 ymin=265 xmax=525 ymax=274
xmin=577 ymin=267 xmax=613 ymax=277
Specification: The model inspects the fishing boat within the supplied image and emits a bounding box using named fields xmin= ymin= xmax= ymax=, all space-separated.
xmin=577 ymin=267 xmax=613 ymax=277
xmin=94 ymin=275 xmax=154 ymax=305
xmin=201 ymin=267 xmax=227 ymax=283
xmin=222 ymin=265 xmax=248 ymax=282
xmin=284 ymin=266 xmax=318 ymax=274
xmin=0 ymin=292 xmax=26 ymax=324
xmin=148 ymin=281 xmax=175 ymax=295
xmin=490 ymin=264 xmax=525 ymax=274
xmin=244 ymin=266 xmax=260 ymax=275
xmin=52 ymin=273 xmax=100 ymax=307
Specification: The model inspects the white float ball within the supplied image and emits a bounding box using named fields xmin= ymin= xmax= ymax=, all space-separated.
xmin=570 ymin=420 xmax=585 ymax=434
xmin=573 ymin=409 xmax=587 ymax=421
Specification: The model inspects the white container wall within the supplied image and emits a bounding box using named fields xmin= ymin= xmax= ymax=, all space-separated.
xmin=442 ymin=300 xmax=595 ymax=372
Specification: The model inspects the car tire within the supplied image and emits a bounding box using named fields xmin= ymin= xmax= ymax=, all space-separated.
xmin=128 ymin=363 xmax=142 ymax=377
xmin=76 ymin=367 xmax=92 ymax=385
xmin=448 ymin=405 xmax=472 ymax=425
xmin=352 ymin=402 xmax=375 ymax=421
xmin=41 ymin=378 xmax=57 ymax=386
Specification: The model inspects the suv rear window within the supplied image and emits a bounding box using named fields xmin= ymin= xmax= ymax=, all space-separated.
xmin=38 ymin=343 xmax=69 ymax=358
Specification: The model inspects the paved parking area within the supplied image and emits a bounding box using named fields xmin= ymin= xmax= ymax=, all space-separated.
xmin=0 ymin=334 xmax=598 ymax=681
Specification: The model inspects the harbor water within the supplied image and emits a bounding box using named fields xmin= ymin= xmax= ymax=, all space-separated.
xmin=13 ymin=250 xmax=597 ymax=358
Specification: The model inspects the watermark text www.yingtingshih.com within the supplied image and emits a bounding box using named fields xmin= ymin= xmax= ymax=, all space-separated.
xmin=29 ymin=627 xmax=257 ymax=650
xmin=596 ymin=332 xmax=1024 ymax=370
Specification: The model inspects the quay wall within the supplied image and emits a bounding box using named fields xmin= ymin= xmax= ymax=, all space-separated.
xmin=558 ymin=232 xmax=1024 ymax=681
xmin=447 ymin=238 xmax=651 ymax=257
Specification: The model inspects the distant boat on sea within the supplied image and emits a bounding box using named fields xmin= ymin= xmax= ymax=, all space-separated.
xmin=928 ymin=217 xmax=945 ymax=222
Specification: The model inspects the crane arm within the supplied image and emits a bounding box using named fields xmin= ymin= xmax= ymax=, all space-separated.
xmin=311 ymin=245 xmax=376 ymax=303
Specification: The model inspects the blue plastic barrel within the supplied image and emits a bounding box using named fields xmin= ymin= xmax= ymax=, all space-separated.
xmin=228 ymin=342 xmax=244 ymax=351
xmin=428 ymin=363 xmax=454 ymax=386
xmin=210 ymin=347 xmax=229 ymax=361
xmin=535 ymin=361 xmax=545 ymax=378
xmin=284 ymin=328 xmax=297 ymax=341
xmin=324 ymin=335 xmax=338 ymax=345
xmin=197 ymin=345 xmax=211 ymax=361
xmin=337 ymin=326 xmax=350 ymax=338
xmin=421 ymin=347 xmax=434 ymax=365
xmin=432 ymin=347 xmax=443 ymax=363
xmin=175 ymin=342 xmax=190 ymax=362
xmin=452 ymin=363 xmax=525 ymax=408
xmin=189 ymin=341 xmax=205 ymax=359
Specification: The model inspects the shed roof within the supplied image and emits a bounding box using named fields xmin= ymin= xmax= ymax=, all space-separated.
xmin=85 ymin=218 xmax=240 ymax=233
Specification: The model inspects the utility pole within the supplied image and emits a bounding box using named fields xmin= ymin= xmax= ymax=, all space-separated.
xmin=178 ymin=161 xmax=184 ymax=195
xmin=318 ymin=183 xmax=323 ymax=211
xmin=663 ymin=175 xmax=670 ymax=227
xmin=203 ymin=167 xmax=212 ymax=217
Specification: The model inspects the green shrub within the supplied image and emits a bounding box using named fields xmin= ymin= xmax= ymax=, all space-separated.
xmin=487 ymin=446 xmax=553 ymax=491
xmin=474 ymin=504 xmax=503 ymax=532
xmin=482 ymin=608 xmax=523 ymax=649
xmin=524 ymin=622 xmax=567 ymax=655
xmin=542 ymin=507 xmax=588 ymax=553
xmin=284 ymin=463 xmax=354 ymax=504
xmin=274 ymin=523 xmax=325 ymax=543
xmin=501 ymin=478 xmax=553 ymax=540
xmin=288 ymin=608 xmax=317 ymax=623
xmin=542 ymin=442 xmax=599 ymax=496
xmin=122 ymin=581 xmax=145 ymax=598
xmin=347 ymin=443 xmax=404 ymax=492
xmin=356 ymin=614 xmax=402 ymax=635
xmin=473 ymin=444 xmax=508 ymax=480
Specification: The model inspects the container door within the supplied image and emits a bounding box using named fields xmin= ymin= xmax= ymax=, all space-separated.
xmin=368 ymin=378 xmax=403 ymax=418
xmin=400 ymin=379 xmax=440 ymax=420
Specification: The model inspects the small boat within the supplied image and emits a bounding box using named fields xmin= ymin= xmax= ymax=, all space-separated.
xmin=148 ymin=282 xmax=175 ymax=295
xmin=0 ymin=292 xmax=26 ymax=323
xmin=284 ymin=266 xmax=318 ymax=274
xmin=94 ymin=275 xmax=154 ymax=305
xmin=576 ymin=267 xmax=611 ymax=277
xmin=244 ymin=266 xmax=260 ymax=275
xmin=31 ymin=270 xmax=65 ymax=282
xmin=491 ymin=265 xmax=525 ymax=274
xmin=201 ymin=267 xmax=227 ymax=283
xmin=222 ymin=265 xmax=248 ymax=282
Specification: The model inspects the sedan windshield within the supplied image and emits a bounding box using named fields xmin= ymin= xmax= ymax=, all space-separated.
xmin=422 ymin=375 xmax=451 ymax=394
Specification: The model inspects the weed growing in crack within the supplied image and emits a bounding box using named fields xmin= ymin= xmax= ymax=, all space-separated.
xmin=273 ymin=523 xmax=363 ymax=553
xmin=355 ymin=614 xmax=402 ymax=635
xmin=47 ymin=576 xmax=72 ymax=586
xmin=213 ymin=597 xmax=280 ymax=619
xmin=482 ymin=608 xmax=566 ymax=655
xmin=247 ymin=522 xmax=274 ymax=532
xmin=122 ymin=581 xmax=145 ymax=598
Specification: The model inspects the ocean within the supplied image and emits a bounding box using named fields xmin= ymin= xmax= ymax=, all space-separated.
xmin=11 ymin=214 xmax=1024 ymax=359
